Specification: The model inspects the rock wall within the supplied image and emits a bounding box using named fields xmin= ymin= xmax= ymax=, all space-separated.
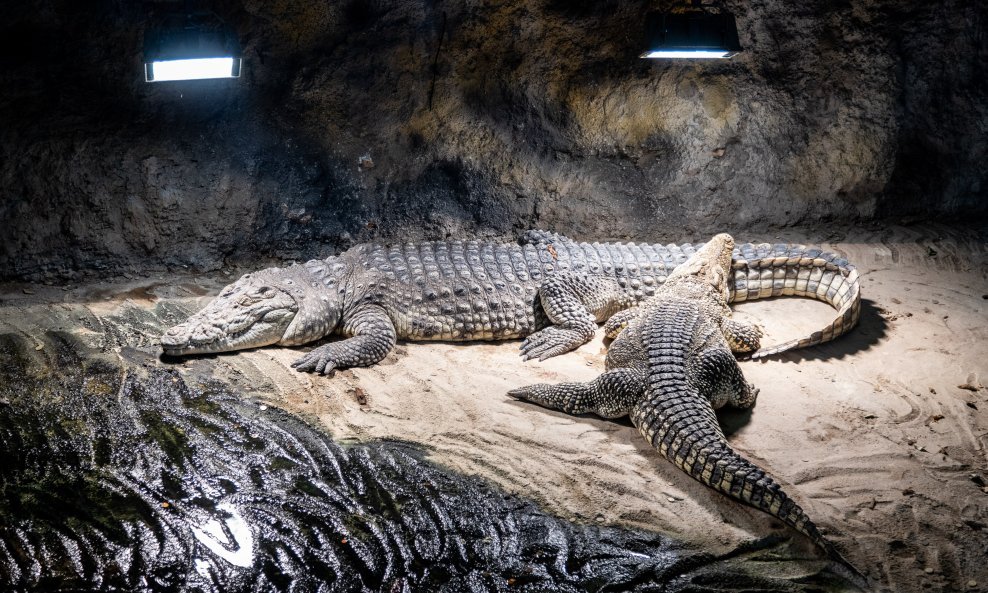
xmin=0 ymin=0 xmax=985 ymax=280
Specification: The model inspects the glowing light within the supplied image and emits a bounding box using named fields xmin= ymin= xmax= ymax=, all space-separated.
xmin=641 ymin=50 xmax=732 ymax=59
xmin=147 ymin=57 xmax=239 ymax=82
xmin=640 ymin=11 xmax=742 ymax=61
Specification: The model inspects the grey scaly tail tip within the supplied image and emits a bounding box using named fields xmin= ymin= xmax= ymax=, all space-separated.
xmin=822 ymin=543 xmax=871 ymax=591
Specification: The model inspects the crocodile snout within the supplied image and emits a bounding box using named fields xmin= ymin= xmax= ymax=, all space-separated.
xmin=160 ymin=327 xmax=191 ymax=350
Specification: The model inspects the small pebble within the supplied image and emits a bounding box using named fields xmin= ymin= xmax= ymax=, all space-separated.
xmin=34 ymin=343 xmax=43 ymax=351
xmin=924 ymin=567 xmax=934 ymax=574
xmin=259 ymin=404 xmax=268 ymax=411
xmin=666 ymin=497 xmax=676 ymax=503
xmin=968 ymin=580 xmax=978 ymax=588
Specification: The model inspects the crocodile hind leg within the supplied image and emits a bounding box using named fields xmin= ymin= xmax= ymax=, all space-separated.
xmin=688 ymin=345 xmax=759 ymax=410
xmin=508 ymin=367 xmax=646 ymax=419
xmin=720 ymin=317 xmax=763 ymax=354
xmin=521 ymin=273 xmax=633 ymax=361
xmin=291 ymin=304 xmax=397 ymax=374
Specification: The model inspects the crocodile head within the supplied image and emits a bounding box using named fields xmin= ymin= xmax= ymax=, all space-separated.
xmin=160 ymin=260 xmax=344 ymax=356
xmin=669 ymin=233 xmax=735 ymax=297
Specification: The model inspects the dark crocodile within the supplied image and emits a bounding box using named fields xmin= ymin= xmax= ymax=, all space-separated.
xmin=509 ymin=233 xmax=866 ymax=584
xmin=160 ymin=231 xmax=860 ymax=373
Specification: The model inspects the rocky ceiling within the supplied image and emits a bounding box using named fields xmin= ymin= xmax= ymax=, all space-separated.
xmin=0 ymin=0 xmax=985 ymax=280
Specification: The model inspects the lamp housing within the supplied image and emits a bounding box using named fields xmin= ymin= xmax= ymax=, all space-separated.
xmin=144 ymin=12 xmax=242 ymax=82
xmin=641 ymin=11 xmax=742 ymax=59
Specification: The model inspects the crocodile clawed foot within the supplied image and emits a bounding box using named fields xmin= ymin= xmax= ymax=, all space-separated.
xmin=291 ymin=352 xmax=338 ymax=375
xmin=507 ymin=384 xmax=549 ymax=406
xmin=507 ymin=387 xmax=530 ymax=399
xmin=734 ymin=383 xmax=759 ymax=409
xmin=520 ymin=327 xmax=588 ymax=362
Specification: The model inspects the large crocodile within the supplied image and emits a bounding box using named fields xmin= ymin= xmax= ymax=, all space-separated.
xmin=508 ymin=233 xmax=865 ymax=583
xmin=160 ymin=231 xmax=860 ymax=373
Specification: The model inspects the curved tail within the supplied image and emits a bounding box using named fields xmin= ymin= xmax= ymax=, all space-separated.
xmin=728 ymin=243 xmax=862 ymax=359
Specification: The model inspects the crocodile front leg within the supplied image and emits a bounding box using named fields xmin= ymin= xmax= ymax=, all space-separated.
xmin=508 ymin=367 xmax=646 ymax=419
xmin=291 ymin=304 xmax=397 ymax=374
xmin=521 ymin=273 xmax=632 ymax=361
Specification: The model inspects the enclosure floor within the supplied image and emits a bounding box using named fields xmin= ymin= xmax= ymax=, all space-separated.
xmin=2 ymin=223 xmax=986 ymax=592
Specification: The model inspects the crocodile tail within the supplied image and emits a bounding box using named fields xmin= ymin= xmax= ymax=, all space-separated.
xmin=632 ymin=384 xmax=826 ymax=543
xmin=632 ymin=388 xmax=865 ymax=581
xmin=633 ymin=305 xmax=864 ymax=581
xmin=729 ymin=244 xmax=862 ymax=358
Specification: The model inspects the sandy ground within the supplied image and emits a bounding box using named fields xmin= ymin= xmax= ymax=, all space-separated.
xmin=2 ymin=223 xmax=986 ymax=592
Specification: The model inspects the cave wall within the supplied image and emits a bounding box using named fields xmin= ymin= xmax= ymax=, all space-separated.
xmin=0 ymin=0 xmax=985 ymax=280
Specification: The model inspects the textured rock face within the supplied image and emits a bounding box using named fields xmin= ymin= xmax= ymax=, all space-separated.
xmin=0 ymin=0 xmax=985 ymax=280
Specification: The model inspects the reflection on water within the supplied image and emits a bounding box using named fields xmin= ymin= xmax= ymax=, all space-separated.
xmin=0 ymin=330 xmax=852 ymax=592
xmin=191 ymin=502 xmax=254 ymax=569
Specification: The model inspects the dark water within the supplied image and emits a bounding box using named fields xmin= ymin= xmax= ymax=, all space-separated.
xmin=0 ymin=328 xmax=853 ymax=592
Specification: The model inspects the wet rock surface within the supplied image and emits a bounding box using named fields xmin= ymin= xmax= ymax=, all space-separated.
xmin=0 ymin=303 xmax=854 ymax=591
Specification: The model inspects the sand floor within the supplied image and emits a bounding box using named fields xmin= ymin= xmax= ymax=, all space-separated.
xmin=2 ymin=222 xmax=986 ymax=592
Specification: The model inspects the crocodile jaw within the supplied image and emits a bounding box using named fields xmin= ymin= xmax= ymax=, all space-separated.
xmin=160 ymin=288 xmax=298 ymax=356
